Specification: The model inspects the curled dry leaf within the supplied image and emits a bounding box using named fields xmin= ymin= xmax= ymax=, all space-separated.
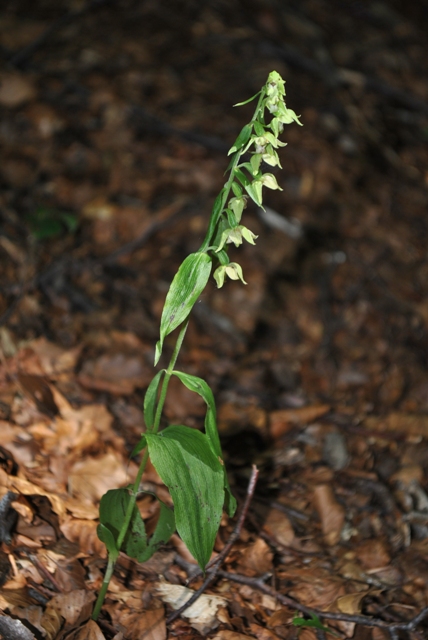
xmin=47 ymin=590 xmax=95 ymax=627
xmin=157 ymin=580 xmax=226 ymax=635
xmin=71 ymin=620 xmax=106 ymax=640
xmin=355 ymin=539 xmax=391 ymax=570
xmin=40 ymin=605 xmax=63 ymax=640
xmin=61 ymin=518 xmax=107 ymax=557
xmin=263 ymin=508 xmax=295 ymax=548
xmin=108 ymin=608 xmax=165 ymax=640
xmin=1 ymin=470 xmax=66 ymax=522
xmin=237 ymin=537 xmax=273 ymax=575
xmin=78 ymin=352 xmax=152 ymax=395
xmin=312 ymin=484 xmax=345 ymax=546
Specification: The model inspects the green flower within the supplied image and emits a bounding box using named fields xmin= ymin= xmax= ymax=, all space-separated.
xmin=215 ymin=225 xmax=258 ymax=252
xmin=213 ymin=262 xmax=247 ymax=288
xmin=260 ymin=173 xmax=283 ymax=190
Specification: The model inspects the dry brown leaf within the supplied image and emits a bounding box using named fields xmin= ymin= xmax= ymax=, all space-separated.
xmin=40 ymin=605 xmax=63 ymax=640
xmin=33 ymin=396 xmax=114 ymax=456
xmin=390 ymin=464 xmax=424 ymax=486
xmin=60 ymin=518 xmax=107 ymax=557
xmin=78 ymin=352 xmax=151 ymax=395
xmin=70 ymin=620 xmax=106 ymax=640
xmin=263 ymin=508 xmax=295 ymax=547
xmin=47 ymin=590 xmax=95 ymax=627
xmin=1 ymin=470 xmax=66 ymax=521
xmin=157 ymin=581 xmax=226 ymax=635
xmin=212 ymin=631 xmax=256 ymax=640
xmin=297 ymin=630 xmax=317 ymax=640
xmin=336 ymin=591 xmax=367 ymax=614
xmin=237 ymin=538 xmax=273 ymax=575
xmin=24 ymin=338 xmax=81 ymax=376
xmin=355 ymin=539 xmax=391 ymax=570
xmin=64 ymin=497 xmax=99 ymax=519
xmin=248 ymin=623 xmax=282 ymax=640
xmin=68 ymin=452 xmax=128 ymax=502
xmin=365 ymin=413 xmax=428 ymax=438
xmin=0 ymin=73 xmax=36 ymax=107
xmin=312 ymin=484 xmax=345 ymax=546
xmin=269 ymin=405 xmax=330 ymax=439
xmin=286 ymin=566 xmax=346 ymax=611
xmin=111 ymin=609 xmax=165 ymax=640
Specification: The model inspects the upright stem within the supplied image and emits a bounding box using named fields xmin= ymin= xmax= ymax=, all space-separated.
xmin=92 ymin=556 xmax=115 ymax=621
xmin=152 ymin=320 xmax=188 ymax=434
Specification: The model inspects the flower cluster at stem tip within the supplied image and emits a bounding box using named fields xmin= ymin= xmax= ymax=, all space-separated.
xmin=207 ymin=70 xmax=302 ymax=288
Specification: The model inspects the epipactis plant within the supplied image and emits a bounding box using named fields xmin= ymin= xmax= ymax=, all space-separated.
xmin=92 ymin=71 xmax=302 ymax=621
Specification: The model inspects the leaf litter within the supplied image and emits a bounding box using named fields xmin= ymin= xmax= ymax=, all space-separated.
xmin=1 ymin=0 xmax=428 ymax=638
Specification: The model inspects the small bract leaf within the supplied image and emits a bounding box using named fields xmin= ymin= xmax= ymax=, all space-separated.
xmin=96 ymin=523 xmax=119 ymax=560
xmin=245 ymin=181 xmax=263 ymax=207
xmin=144 ymin=369 xmax=165 ymax=429
xmin=234 ymin=168 xmax=250 ymax=188
xmin=146 ymin=425 xmax=224 ymax=569
xmin=233 ymin=90 xmax=261 ymax=107
xmin=156 ymin=253 xmax=212 ymax=365
xmin=228 ymin=123 xmax=252 ymax=155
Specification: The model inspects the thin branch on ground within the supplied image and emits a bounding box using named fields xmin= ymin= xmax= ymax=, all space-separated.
xmin=215 ymin=570 xmax=428 ymax=637
xmin=166 ymin=465 xmax=259 ymax=625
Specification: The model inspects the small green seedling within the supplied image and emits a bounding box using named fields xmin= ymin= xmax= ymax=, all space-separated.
xmin=293 ymin=612 xmax=341 ymax=637
xmin=92 ymin=71 xmax=302 ymax=621
xmin=26 ymin=206 xmax=78 ymax=240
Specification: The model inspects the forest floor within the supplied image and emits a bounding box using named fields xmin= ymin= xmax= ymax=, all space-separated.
xmin=1 ymin=1 xmax=428 ymax=639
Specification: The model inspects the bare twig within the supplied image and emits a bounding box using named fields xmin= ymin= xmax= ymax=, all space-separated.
xmin=166 ymin=465 xmax=259 ymax=624
xmin=215 ymin=570 xmax=428 ymax=637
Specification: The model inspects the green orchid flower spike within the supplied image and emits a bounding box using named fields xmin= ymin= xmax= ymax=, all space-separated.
xmin=92 ymin=71 xmax=302 ymax=622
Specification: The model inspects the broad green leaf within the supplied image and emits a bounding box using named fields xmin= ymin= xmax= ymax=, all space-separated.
xmin=155 ymin=253 xmax=212 ymax=365
xmin=145 ymin=425 xmax=224 ymax=568
xmin=228 ymin=124 xmax=252 ymax=155
xmin=96 ymin=523 xmax=119 ymax=560
xmin=171 ymin=370 xmax=237 ymax=517
xmin=130 ymin=435 xmax=147 ymax=458
xmin=144 ymin=370 xmax=165 ymax=429
xmin=137 ymin=497 xmax=176 ymax=563
xmin=99 ymin=488 xmax=148 ymax=561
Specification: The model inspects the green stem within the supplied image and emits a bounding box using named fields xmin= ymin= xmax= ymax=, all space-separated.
xmin=199 ymin=90 xmax=266 ymax=252
xmin=92 ymin=555 xmax=115 ymax=621
xmin=152 ymin=320 xmax=188 ymax=435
